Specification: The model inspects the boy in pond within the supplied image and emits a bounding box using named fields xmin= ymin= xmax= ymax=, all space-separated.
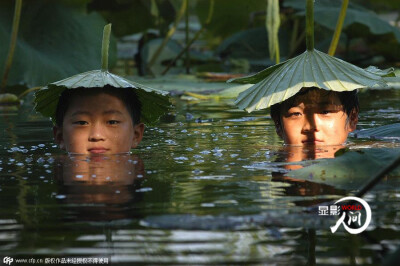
xmin=270 ymin=87 xmax=359 ymax=146
xmin=53 ymin=86 xmax=144 ymax=154
xmin=35 ymin=79 xmax=170 ymax=155
xmin=34 ymin=24 xmax=170 ymax=155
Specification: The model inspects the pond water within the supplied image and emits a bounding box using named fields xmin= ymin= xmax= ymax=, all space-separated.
xmin=0 ymin=89 xmax=400 ymax=265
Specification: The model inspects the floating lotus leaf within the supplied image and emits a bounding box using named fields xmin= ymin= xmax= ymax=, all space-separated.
xmin=352 ymin=123 xmax=400 ymax=141
xmin=34 ymin=24 xmax=171 ymax=125
xmin=288 ymin=148 xmax=400 ymax=188
xmin=229 ymin=49 xmax=395 ymax=112
xmin=34 ymin=70 xmax=170 ymax=125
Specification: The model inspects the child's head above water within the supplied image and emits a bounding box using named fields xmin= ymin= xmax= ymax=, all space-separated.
xmin=53 ymin=85 xmax=144 ymax=154
xmin=270 ymin=87 xmax=359 ymax=146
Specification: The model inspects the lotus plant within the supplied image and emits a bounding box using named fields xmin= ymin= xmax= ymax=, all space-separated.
xmin=229 ymin=0 xmax=396 ymax=112
xmin=34 ymin=24 xmax=171 ymax=125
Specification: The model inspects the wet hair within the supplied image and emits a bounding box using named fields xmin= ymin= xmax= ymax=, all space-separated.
xmin=55 ymin=85 xmax=142 ymax=127
xmin=270 ymin=87 xmax=359 ymax=128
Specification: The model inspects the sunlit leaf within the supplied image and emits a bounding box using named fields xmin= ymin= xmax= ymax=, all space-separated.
xmin=364 ymin=66 xmax=397 ymax=77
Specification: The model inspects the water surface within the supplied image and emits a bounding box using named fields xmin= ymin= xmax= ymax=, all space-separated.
xmin=0 ymin=90 xmax=400 ymax=265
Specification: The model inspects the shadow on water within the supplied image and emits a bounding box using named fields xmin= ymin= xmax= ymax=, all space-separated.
xmin=0 ymin=90 xmax=400 ymax=264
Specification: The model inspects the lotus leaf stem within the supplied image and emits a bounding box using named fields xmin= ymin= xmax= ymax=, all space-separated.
xmin=328 ymin=0 xmax=349 ymax=56
xmin=266 ymin=0 xmax=280 ymax=64
xmin=185 ymin=0 xmax=190 ymax=73
xmin=18 ymin=86 xmax=40 ymax=99
xmin=147 ymin=0 xmax=187 ymax=70
xmin=101 ymin=24 xmax=112 ymax=71
xmin=305 ymin=0 xmax=314 ymax=51
xmin=274 ymin=41 xmax=280 ymax=64
xmin=162 ymin=0 xmax=214 ymax=75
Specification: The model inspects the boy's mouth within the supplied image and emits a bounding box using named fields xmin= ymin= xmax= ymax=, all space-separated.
xmin=88 ymin=147 xmax=109 ymax=154
xmin=302 ymin=139 xmax=324 ymax=145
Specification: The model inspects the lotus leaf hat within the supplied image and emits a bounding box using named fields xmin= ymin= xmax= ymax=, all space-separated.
xmin=34 ymin=24 xmax=171 ymax=125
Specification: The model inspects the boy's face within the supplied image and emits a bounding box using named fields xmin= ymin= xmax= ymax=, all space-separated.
xmin=54 ymin=93 xmax=144 ymax=154
xmin=276 ymin=89 xmax=357 ymax=146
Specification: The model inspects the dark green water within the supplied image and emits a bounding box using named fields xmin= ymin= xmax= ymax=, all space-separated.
xmin=0 ymin=90 xmax=400 ymax=265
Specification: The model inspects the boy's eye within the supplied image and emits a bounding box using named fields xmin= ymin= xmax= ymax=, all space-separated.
xmin=288 ymin=112 xmax=302 ymax=117
xmin=107 ymin=120 xmax=120 ymax=125
xmin=320 ymin=109 xmax=339 ymax=115
xmin=73 ymin=121 xmax=88 ymax=125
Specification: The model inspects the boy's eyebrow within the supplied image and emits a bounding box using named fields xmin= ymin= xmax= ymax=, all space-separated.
xmin=69 ymin=110 xmax=124 ymax=116
xmin=70 ymin=111 xmax=91 ymax=117
xmin=103 ymin=110 xmax=124 ymax=115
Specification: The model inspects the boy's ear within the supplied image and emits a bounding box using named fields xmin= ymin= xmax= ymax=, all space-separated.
xmin=53 ymin=126 xmax=65 ymax=149
xmin=131 ymin=123 xmax=145 ymax=149
xmin=348 ymin=109 xmax=359 ymax=132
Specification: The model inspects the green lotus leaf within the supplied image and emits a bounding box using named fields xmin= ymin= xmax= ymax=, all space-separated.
xmin=364 ymin=66 xmax=396 ymax=77
xmin=352 ymin=123 xmax=400 ymax=141
xmin=34 ymin=24 xmax=171 ymax=125
xmin=288 ymin=148 xmax=400 ymax=189
xmin=34 ymin=70 xmax=170 ymax=125
xmin=230 ymin=49 xmax=395 ymax=112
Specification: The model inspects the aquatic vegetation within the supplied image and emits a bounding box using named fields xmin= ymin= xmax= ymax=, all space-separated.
xmin=1 ymin=94 xmax=400 ymax=263
xmin=230 ymin=0 xmax=397 ymax=112
xmin=0 ymin=1 xmax=113 ymax=92
xmin=0 ymin=0 xmax=21 ymax=94
xmin=352 ymin=123 xmax=400 ymax=141
xmin=266 ymin=0 xmax=280 ymax=64
xmin=0 ymin=1 xmax=400 ymax=264
xmin=288 ymin=148 xmax=400 ymax=188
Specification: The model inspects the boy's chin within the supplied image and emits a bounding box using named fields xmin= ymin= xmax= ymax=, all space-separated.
xmin=67 ymin=151 xmax=132 ymax=156
xmin=284 ymin=143 xmax=346 ymax=147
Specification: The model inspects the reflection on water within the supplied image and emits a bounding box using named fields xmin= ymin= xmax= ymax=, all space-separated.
xmin=279 ymin=144 xmax=346 ymax=170
xmin=55 ymin=154 xmax=145 ymax=221
xmin=0 ymin=90 xmax=400 ymax=264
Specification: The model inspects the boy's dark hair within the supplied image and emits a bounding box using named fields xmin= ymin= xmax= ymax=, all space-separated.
xmin=270 ymin=87 xmax=359 ymax=127
xmin=55 ymin=85 xmax=142 ymax=127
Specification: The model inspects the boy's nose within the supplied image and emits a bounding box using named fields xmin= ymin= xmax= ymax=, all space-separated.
xmin=302 ymin=113 xmax=319 ymax=132
xmin=88 ymin=124 xmax=105 ymax=141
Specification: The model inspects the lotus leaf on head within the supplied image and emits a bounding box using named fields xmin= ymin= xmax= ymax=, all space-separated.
xmin=34 ymin=24 xmax=171 ymax=125
xmin=34 ymin=70 xmax=170 ymax=125
xmin=229 ymin=49 xmax=395 ymax=112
